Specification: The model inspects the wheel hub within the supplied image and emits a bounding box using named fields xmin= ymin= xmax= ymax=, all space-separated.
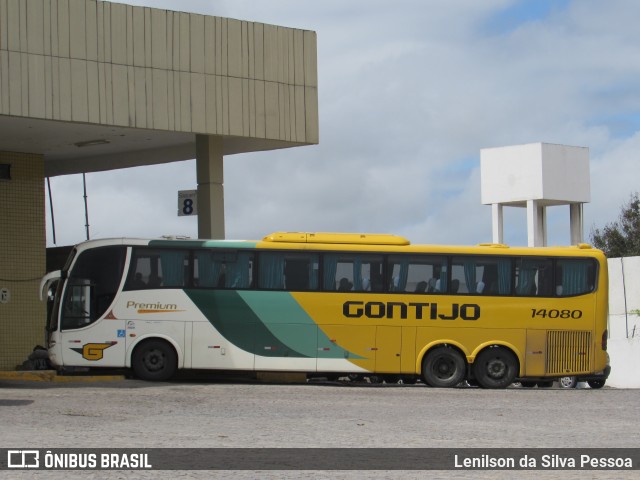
xmin=435 ymin=358 xmax=454 ymax=378
xmin=144 ymin=350 xmax=164 ymax=371
xmin=487 ymin=359 xmax=506 ymax=379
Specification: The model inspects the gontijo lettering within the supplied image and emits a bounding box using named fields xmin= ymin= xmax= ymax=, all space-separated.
xmin=343 ymin=301 xmax=480 ymax=320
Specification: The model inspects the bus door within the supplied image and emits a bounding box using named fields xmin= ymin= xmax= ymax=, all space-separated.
xmin=56 ymin=246 xmax=128 ymax=368
xmin=57 ymin=279 xmax=127 ymax=367
xmin=375 ymin=326 xmax=402 ymax=373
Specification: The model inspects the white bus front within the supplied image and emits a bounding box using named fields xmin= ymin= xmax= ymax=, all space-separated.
xmin=42 ymin=245 xmax=128 ymax=369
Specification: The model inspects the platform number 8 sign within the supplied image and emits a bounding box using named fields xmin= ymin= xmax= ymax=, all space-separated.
xmin=178 ymin=190 xmax=198 ymax=216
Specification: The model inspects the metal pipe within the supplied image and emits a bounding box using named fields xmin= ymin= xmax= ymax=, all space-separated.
xmin=83 ymin=173 xmax=90 ymax=241
xmin=46 ymin=177 xmax=56 ymax=245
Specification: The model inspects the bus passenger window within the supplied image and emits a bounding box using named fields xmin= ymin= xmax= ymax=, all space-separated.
xmin=125 ymin=248 xmax=189 ymax=290
xmin=451 ymin=257 xmax=511 ymax=295
xmin=259 ymin=253 xmax=319 ymax=291
xmin=222 ymin=252 xmax=254 ymax=289
xmin=387 ymin=255 xmax=447 ymax=293
xmin=515 ymin=258 xmax=552 ymax=296
xmin=555 ymin=259 xmax=596 ymax=296
xmin=323 ymin=254 xmax=383 ymax=292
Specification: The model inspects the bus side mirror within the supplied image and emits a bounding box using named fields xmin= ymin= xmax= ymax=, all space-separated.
xmin=40 ymin=270 xmax=61 ymax=301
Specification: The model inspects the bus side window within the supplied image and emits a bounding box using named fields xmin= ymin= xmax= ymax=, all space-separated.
xmin=387 ymin=255 xmax=447 ymax=293
xmin=515 ymin=258 xmax=552 ymax=297
xmin=324 ymin=254 xmax=383 ymax=292
xmin=259 ymin=252 xmax=319 ymax=291
xmin=194 ymin=251 xmax=253 ymax=289
xmin=125 ymin=248 xmax=189 ymax=290
xmin=451 ymin=257 xmax=511 ymax=295
xmin=555 ymin=259 xmax=596 ymax=296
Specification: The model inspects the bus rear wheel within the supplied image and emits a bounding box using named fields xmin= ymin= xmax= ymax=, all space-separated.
xmin=132 ymin=340 xmax=177 ymax=381
xmin=421 ymin=346 xmax=466 ymax=388
xmin=588 ymin=379 xmax=606 ymax=389
xmin=473 ymin=347 xmax=517 ymax=389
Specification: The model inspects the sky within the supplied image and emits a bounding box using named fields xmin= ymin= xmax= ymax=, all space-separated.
xmin=46 ymin=0 xmax=640 ymax=248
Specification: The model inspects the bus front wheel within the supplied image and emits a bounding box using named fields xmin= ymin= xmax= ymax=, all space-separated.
xmin=421 ymin=346 xmax=466 ymax=388
xmin=132 ymin=340 xmax=177 ymax=382
xmin=473 ymin=347 xmax=518 ymax=389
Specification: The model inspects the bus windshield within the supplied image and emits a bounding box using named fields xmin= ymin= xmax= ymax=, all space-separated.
xmin=60 ymin=246 xmax=126 ymax=330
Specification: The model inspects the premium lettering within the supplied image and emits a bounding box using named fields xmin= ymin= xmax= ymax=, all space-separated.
xmin=126 ymin=301 xmax=178 ymax=311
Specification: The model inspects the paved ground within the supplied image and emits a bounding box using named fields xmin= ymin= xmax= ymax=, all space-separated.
xmin=0 ymin=376 xmax=638 ymax=479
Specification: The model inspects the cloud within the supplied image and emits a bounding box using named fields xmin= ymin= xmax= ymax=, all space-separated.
xmin=47 ymin=1 xmax=640 ymax=250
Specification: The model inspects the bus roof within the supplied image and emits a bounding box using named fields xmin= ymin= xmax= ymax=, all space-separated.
xmin=262 ymin=232 xmax=411 ymax=246
xmin=67 ymin=234 xmax=604 ymax=260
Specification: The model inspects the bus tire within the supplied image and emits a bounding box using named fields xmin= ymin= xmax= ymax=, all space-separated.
xmin=473 ymin=347 xmax=518 ymax=389
xmin=421 ymin=346 xmax=466 ymax=388
xmin=588 ymin=379 xmax=606 ymax=389
xmin=132 ymin=339 xmax=177 ymax=382
xmin=559 ymin=376 xmax=578 ymax=388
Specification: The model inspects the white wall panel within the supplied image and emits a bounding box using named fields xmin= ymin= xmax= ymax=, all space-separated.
xmin=132 ymin=7 xmax=145 ymax=67
xmin=69 ymin=0 xmax=86 ymax=59
xmin=111 ymin=63 xmax=129 ymax=125
xmin=26 ymin=0 xmax=44 ymax=55
xmin=0 ymin=51 xmax=7 ymax=114
xmin=151 ymin=8 xmax=167 ymax=69
xmin=87 ymin=60 xmax=99 ymax=123
xmin=191 ymin=72 xmax=206 ymax=133
xmin=0 ymin=0 xmax=7 ymax=52
xmin=85 ymin=0 xmax=97 ymax=61
xmin=133 ymin=66 xmax=146 ymax=128
xmin=27 ymin=53 xmax=45 ymax=118
xmin=152 ymin=69 xmax=168 ymax=130
xmin=190 ymin=14 xmax=205 ymax=74
xmin=70 ymin=58 xmax=88 ymax=122
xmin=57 ymin=56 xmax=71 ymax=120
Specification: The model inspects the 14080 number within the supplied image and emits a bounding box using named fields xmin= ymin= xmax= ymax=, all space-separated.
xmin=531 ymin=308 xmax=583 ymax=319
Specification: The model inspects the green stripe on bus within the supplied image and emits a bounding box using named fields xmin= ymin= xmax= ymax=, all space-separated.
xmin=185 ymin=289 xmax=309 ymax=358
xmin=185 ymin=289 xmax=362 ymax=360
xmin=237 ymin=291 xmax=360 ymax=359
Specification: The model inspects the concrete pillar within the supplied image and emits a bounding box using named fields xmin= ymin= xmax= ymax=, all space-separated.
xmin=491 ymin=204 xmax=504 ymax=244
xmin=527 ymin=200 xmax=547 ymax=247
xmin=570 ymin=203 xmax=584 ymax=244
xmin=196 ymin=135 xmax=225 ymax=239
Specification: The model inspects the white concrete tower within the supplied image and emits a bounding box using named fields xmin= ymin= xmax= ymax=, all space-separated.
xmin=480 ymin=143 xmax=590 ymax=247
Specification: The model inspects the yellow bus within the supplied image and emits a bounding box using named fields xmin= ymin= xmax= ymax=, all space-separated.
xmin=40 ymin=232 xmax=610 ymax=388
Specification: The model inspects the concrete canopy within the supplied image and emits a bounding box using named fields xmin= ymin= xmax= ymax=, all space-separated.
xmin=0 ymin=115 xmax=312 ymax=177
xmin=0 ymin=0 xmax=319 ymax=176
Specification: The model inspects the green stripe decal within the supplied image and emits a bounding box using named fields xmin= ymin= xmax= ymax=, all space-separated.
xmin=238 ymin=291 xmax=359 ymax=359
xmin=185 ymin=289 xmax=360 ymax=359
xmin=186 ymin=290 xmax=307 ymax=357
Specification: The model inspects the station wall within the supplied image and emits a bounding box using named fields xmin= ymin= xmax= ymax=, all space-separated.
xmin=0 ymin=151 xmax=45 ymax=370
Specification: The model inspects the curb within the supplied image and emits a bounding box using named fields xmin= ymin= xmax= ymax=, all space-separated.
xmin=0 ymin=370 xmax=126 ymax=383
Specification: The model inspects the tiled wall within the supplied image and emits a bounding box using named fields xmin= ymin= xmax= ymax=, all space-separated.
xmin=0 ymin=151 xmax=45 ymax=370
